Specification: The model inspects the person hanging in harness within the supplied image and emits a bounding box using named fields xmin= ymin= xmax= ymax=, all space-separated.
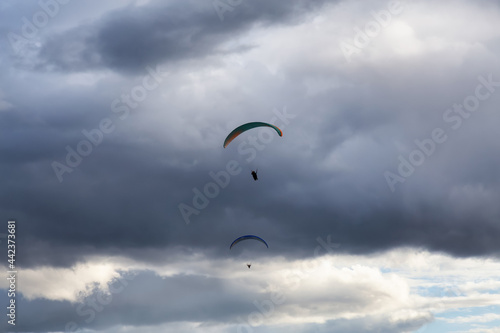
xmin=251 ymin=169 xmax=258 ymax=181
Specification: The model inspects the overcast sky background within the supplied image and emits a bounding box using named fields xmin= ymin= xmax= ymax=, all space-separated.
xmin=1 ymin=0 xmax=500 ymax=332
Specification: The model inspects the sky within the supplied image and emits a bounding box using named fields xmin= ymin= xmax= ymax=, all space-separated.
xmin=1 ymin=0 xmax=500 ymax=332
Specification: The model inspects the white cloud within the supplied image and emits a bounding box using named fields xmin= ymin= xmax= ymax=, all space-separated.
xmin=4 ymin=247 xmax=499 ymax=331
xmin=455 ymin=327 xmax=500 ymax=333
xmin=440 ymin=313 xmax=500 ymax=324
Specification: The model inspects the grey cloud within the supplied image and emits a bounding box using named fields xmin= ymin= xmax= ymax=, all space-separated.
xmin=34 ymin=0 xmax=332 ymax=73
xmin=4 ymin=41 xmax=500 ymax=270
xmin=0 ymin=270 xmax=264 ymax=332
xmin=1 ymin=0 xmax=500 ymax=331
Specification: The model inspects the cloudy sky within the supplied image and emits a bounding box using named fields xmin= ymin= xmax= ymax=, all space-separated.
xmin=1 ymin=0 xmax=500 ymax=332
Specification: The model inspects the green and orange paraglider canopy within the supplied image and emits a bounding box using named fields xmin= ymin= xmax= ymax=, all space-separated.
xmin=223 ymin=122 xmax=282 ymax=148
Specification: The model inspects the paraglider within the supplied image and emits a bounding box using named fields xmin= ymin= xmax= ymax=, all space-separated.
xmin=230 ymin=235 xmax=269 ymax=269
xmin=223 ymin=122 xmax=282 ymax=148
xmin=229 ymin=235 xmax=269 ymax=249
xmin=221 ymin=122 xmax=282 ymax=269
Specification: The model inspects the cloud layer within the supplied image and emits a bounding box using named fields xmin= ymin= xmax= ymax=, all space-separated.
xmin=1 ymin=0 xmax=500 ymax=332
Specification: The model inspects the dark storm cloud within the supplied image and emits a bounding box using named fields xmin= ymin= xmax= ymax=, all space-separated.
xmin=2 ymin=0 xmax=500 ymax=332
xmin=5 ymin=48 xmax=500 ymax=272
xmin=0 ymin=0 xmax=499 ymax=280
xmin=34 ymin=0 xmax=331 ymax=73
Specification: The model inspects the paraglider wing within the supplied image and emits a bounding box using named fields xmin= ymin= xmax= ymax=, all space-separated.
xmin=223 ymin=122 xmax=283 ymax=148
xmin=229 ymin=235 xmax=269 ymax=249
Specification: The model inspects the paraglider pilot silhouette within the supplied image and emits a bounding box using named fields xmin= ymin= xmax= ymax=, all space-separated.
xmin=251 ymin=169 xmax=258 ymax=181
